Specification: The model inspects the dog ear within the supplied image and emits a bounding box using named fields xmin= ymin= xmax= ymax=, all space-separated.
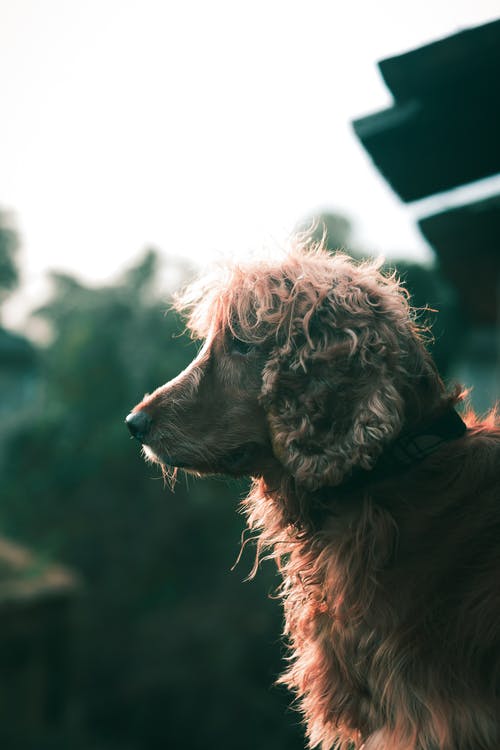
xmin=260 ymin=320 xmax=407 ymax=490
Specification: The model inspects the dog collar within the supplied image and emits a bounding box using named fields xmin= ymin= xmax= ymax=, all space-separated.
xmin=379 ymin=407 xmax=467 ymax=471
xmin=346 ymin=408 xmax=467 ymax=487
xmin=305 ymin=409 xmax=467 ymax=528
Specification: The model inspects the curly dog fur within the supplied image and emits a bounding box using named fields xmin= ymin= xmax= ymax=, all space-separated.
xmin=127 ymin=240 xmax=500 ymax=750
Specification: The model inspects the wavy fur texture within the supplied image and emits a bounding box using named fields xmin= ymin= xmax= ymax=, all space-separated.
xmin=130 ymin=240 xmax=500 ymax=750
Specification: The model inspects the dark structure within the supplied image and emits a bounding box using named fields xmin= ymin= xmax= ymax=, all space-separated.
xmin=0 ymin=538 xmax=79 ymax=749
xmin=353 ymin=19 xmax=500 ymax=409
xmin=353 ymin=19 xmax=500 ymax=203
xmin=0 ymin=332 xmax=80 ymax=748
xmin=419 ymin=195 xmax=500 ymax=325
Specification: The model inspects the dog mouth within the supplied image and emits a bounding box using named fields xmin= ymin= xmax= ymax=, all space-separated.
xmin=143 ymin=441 xmax=264 ymax=476
xmin=142 ymin=444 xmax=189 ymax=469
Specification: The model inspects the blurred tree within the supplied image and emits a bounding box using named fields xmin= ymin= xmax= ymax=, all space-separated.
xmin=386 ymin=259 xmax=463 ymax=377
xmin=0 ymin=210 xmax=20 ymax=313
xmin=296 ymin=210 xmax=354 ymax=252
xmin=0 ymin=250 xmax=305 ymax=750
xmin=122 ymin=246 xmax=158 ymax=296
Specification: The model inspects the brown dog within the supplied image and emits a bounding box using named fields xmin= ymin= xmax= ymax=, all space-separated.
xmin=127 ymin=242 xmax=500 ymax=750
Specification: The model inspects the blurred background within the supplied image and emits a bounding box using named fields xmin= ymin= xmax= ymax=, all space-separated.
xmin=0 ymin=2 xmax=499 ymax=748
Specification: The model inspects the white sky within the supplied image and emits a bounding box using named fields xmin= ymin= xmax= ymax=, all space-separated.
xmin=1 ymin=1 xmax=499 ymax=327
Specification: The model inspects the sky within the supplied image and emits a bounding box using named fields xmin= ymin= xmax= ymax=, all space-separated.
xmin=1 ymin=0 xmax=499 ymax=328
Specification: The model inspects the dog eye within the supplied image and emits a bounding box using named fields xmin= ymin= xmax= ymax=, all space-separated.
xmin=229 ymin=337 xmax=255 ymax=356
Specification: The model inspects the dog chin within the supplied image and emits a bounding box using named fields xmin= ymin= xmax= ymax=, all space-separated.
xmin=143 ymin=442 xmax=265 ymax=478
xmin=142 ymin=445 xmax=188 ymax=469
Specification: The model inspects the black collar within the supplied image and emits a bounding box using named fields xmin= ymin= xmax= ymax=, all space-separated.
xmin=379 ymin=408 xmax=466 ymax=469
xmin=347 ymin=408 xmax=467 ymax=488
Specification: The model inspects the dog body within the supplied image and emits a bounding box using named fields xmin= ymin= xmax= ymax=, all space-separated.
xmin=127 ymin=245 xmax=500 ymax=750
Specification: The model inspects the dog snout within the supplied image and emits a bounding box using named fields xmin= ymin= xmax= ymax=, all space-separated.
xmin=125 ymin=410 xmax=152 ymax=441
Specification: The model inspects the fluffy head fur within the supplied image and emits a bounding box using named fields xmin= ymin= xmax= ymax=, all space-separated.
xmin=177 ymin=245 xmax=448 ymax=490
xmin=129 ymin=240 xmax=500 ymax=750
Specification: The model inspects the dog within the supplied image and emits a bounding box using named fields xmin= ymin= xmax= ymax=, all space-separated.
xmin=126 ymin=241 xmax=500 ymax=750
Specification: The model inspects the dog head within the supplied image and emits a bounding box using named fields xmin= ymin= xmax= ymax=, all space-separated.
xmin=127 ymin=244 xmax=442 ymax=489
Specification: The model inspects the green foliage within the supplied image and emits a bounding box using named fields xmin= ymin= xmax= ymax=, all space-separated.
xmin=297 ymin=211 xmax=354 ymax=251
xmin=0 ymin=210 xmax=20 ymax=305
xmin=386 ymin=259 xmax=463 ymax=376
xmin=0 ymin=251 xmax=304 ymax=750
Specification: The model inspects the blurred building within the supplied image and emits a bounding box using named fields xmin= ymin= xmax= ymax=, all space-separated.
xmin=0 ymin=331 xmax=79 ymax=748
xmin=0 ymin=537 xmax=79 ymax=750
xmin=353 ymin=18 xmax=500 ymax=412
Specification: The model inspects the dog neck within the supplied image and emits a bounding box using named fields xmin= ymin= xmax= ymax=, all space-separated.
xmin=347 ymin=407 xmax=467 ymax=487
xmin=257 ymin=409 xmax=467 ymax=532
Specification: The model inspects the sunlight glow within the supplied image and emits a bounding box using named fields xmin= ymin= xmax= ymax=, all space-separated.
xmin=1 ymin=0 xmax=499 ymax=327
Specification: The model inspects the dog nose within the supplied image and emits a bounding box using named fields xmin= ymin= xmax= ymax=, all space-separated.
xmin=125 ymin=410 xmax=152 ymax=441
